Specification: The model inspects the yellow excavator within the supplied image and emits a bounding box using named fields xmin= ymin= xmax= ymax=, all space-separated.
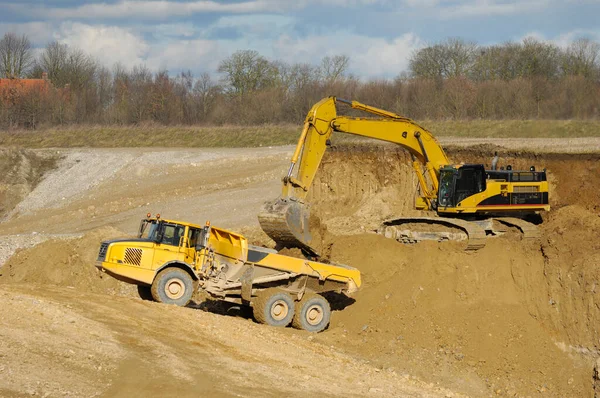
xmin=259 ymin=96 xmax=550 ymax=254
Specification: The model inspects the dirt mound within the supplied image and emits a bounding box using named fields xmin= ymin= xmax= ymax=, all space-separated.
xmin=319 ymin=234 xmax=590 ymax=397
xmin=310 ymin=145 xmax=424 ymax=236
xmin=0 ymin=226 xmax=135 ymax=296
xmin=304 ymin=146 xmax=600 ymax=397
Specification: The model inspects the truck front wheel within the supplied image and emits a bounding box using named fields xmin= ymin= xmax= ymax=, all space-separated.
xmin=292 ymin=293 xmax=331 ymax=333
xmin=151 ymin=268 xmax=195 ymax=307
xmin=253 ymin=288 xmax=295 ymax=327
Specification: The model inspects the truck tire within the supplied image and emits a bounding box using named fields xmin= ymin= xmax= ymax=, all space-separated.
xmin=137 ymin=285 xmax=154 ymax=301
xmin=253 ymin=288 xmax=295 ymax=327
xmin=292 ymin=293 xmax=331 ymax=333
xmin=151 ymin=268 xmax=194 ymax=307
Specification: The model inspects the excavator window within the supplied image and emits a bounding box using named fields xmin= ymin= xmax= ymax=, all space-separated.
xmin=438 ymin=170 xmax=456 ymax=207
xmin=444 ymin=165 xmax=487 ymax=206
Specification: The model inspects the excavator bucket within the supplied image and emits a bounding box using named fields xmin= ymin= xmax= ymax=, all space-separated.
xmin=258 ymin=199 xmax=318 ymax=256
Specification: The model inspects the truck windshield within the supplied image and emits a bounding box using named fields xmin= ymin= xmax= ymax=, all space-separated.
xmin=139 ymin=220 xmax=160 ymax=240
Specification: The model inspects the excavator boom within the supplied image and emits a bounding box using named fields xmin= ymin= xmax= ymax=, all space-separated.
xmin=259 ymin=96 xmax=451 ymax=255
xmin=259 ymin=96 xmax=549 ymax=255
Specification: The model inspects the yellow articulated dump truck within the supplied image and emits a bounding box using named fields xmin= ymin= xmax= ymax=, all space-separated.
xmin=96 ymin=214 xmax=361 ymax=332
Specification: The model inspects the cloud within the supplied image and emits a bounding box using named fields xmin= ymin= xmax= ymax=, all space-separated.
xmin=54 ymin=22 xmax=150 ymax=68
xmin=6 ymin=1 xmax=277 ymax=20
xmin=145 ymin=38 xmax=220 ymax=72
xmin=0 ymin=22 xmax=54 ymax=44
xmin=273 ymin=32 xmax=423 ymax=77
xmin=521 ymin=29 xmax=600 ymax=48
xmin=399 ymin=0 xmax=552 ymax=18
xmin=447 ymin=0 xmax=550 ymax=18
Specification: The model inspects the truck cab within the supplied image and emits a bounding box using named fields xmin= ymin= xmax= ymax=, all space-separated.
xmin=97 ymin=216 xmax=205 ymax=286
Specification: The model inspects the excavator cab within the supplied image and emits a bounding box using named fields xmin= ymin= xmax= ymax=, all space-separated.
xmin=437 ymin=165 xmax=486 ymax=208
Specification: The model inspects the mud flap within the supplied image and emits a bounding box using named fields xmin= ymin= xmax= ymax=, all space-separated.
xmin=240 ymin=263 xmax=254 ymax=304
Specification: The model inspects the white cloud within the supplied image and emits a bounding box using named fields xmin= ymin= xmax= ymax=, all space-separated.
xmin=8 ymin=1 xmax=276 ymax=20
xmin=447 ymin=0 xmax=550 ymax=18
xmin=400 ymin=0 xmax=553 ymax=18
xmin=520 ymin=29 xmax=600 ymax=48
xmin=145 ymin=39 xmax=220 ymax=72
xmin=273 ymin=32 xmax=423 ymax=77
xmin=152 ymin=23 xmax=199 ymax=38
xmin=0 ymin=17 xmax=423 ymax=77
xmin=54 ymin=22 xmax=150 ymax=68
xmin=0 ymin=22 xmax=54 ymax=44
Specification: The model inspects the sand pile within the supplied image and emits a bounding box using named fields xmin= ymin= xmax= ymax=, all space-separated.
xmin=319 ymin=233 xmax=590 ymax=397
xmin=0 ymin=226 xmax=135 ymax=296
xmin=305 ymin=146 xmax=600 ymax=397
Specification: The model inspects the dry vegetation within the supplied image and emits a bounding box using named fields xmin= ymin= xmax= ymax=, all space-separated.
xmin=1 ymin=35 xmax=599 ymax=130
xmin=1 ymin=119 xmax=599 ymax=148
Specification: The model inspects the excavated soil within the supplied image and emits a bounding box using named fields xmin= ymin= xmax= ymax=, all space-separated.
xmin=306 ymin=145 xmax=600 ymax=397
xmin=1 ymin=143 xmax=599 ymax=397
xmin=0 ymin=227 xmax=135 ymax=296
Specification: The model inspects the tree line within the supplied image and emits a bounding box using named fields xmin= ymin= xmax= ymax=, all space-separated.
xmin=0 ymin=33 xmax=599 ymax=129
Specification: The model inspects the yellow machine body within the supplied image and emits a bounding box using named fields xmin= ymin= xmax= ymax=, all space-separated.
xmin=97 ymin=217 xmax=361 ymax=301
xmin=259 ymin=96 xmax=550 ymax=254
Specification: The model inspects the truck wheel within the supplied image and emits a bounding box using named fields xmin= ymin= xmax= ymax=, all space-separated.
xmin=253 ymin=288 xmax=295 ymax=327
xmin=137 ymin=285 xmax=154 ymax=301
xmin=151 ymin=268 xmax=195 ymax=307
xmin=292 ymin=293 xmax=331 ymax=333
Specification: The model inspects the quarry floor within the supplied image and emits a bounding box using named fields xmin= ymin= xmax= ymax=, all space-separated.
xmin=0 ymin=138 xmax=599 ymax=397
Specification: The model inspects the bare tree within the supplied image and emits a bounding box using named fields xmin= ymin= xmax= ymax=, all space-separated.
xmin=562 ymin=38 xmax=600 ymax=79
xmin=410 ymin=38 xmax=477 ymax=79
xmin=444 ymin=38 xmax=478 ymax=78
xmin=193 ymin=72 xmax=220 ymax=119
xmin=218 ymin=50 xmax=278 ymax=96
xmin=39 ymin=41 xmax=69 ymax=83
xmin=409 ymin=44 xmax=448 ymax=79
xmin=319 ymin=55 xmax=350 ymax=84
xmin=0 ymin=33 xmax=34 ymax=78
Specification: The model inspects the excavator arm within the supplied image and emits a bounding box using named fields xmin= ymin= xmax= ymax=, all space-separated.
xmin=259 ymin=96 xmax=451 ymax=255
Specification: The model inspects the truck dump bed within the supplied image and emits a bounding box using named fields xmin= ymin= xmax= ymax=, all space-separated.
xmin=247 ymin=246 xmax=361 ymax=295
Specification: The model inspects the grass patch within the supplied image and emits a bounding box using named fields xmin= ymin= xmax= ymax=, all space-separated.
xmin=1 ymin=119 xmax=599 ymax=148
xmin=423 ymin=119 xmax=600 ymax=138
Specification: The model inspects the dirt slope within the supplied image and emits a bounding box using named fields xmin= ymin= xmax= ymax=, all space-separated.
xmin=305 ymin=146 xmax=600 ymax=397
xmin=1 ymin=142 xmax=599 ymax=397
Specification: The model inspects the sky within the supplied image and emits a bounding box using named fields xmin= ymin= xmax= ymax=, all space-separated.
xmin=0 ymin=0 xmax=599 ymax=78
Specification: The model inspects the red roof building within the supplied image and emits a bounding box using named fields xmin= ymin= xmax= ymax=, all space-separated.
xmin=0 ymin=73 xmax=51 ymax=104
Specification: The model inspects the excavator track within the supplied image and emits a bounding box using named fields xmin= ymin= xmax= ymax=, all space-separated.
xmin=492 ymin=217 xmax=540 ymax=240
xmin=378 ymin=217 xmax=487 ymax=251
